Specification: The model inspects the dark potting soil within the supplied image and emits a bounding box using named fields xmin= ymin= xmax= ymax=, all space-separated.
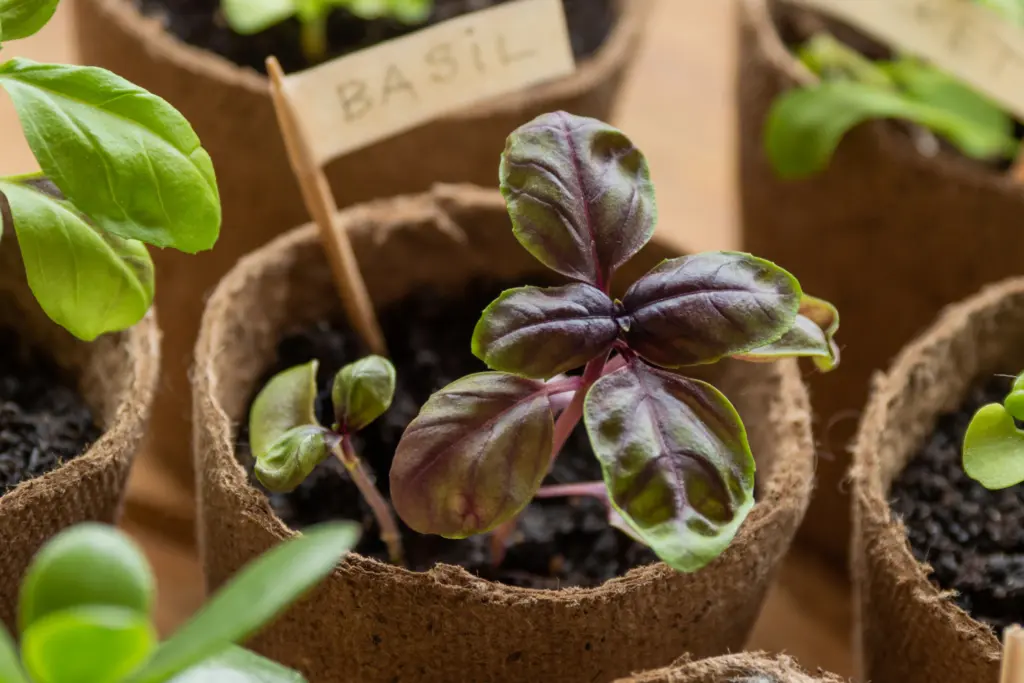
xmin=0 ymin=328 xmax=101 ymax=494
xmin=135 ymin=0 xmax=615 ymax=74
xmin=236 ymin=278 xmax=659 ymax=589
xmin=890 ymin=375 xmax=1024 ymax=636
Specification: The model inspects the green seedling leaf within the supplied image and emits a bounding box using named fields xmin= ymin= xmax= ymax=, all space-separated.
xmin=22 ymin=606 xmax=156 ymax=683
xmin=500 ymin=111 xmax=656 ymax=290
xmin=472 ymin=283 xmax=618 ymax=380
xmin=0 ymin=0 xmax=59 ymax=43
xmin=798 ymin=33 xmax=894 ymax=88
xmin=20 ymin=523 xmax=154 ymax=633
xmin=0 ymin=624 xmax=27 ymax=683
xmin=1004 ymin=372 xmax=1024 ymax=421
xmin=734 ymin=295 xmax=840 ymax=371
xmin=221 ymin=0 xmax=294 ymax=34
xmin=332 ymin=355 xmax=396 ymax=432
xmin=620 ymin=251 xmax=801 ymax=369
xmin=584 ymin=361 xmax=755 ymax=572
xmin=379 ymin=0 xmax=431 ymax=23
xmin=963 ymin=403 xmax=1024 ymax=489
xmin=254 ymin=425 xmax=331 ymax=493
xmin=131 ymin=522 xmax=359 ymax=683
xmin=390 ymin=373 xmax=554 ymax=538
xmin=250 ymin=360 xmax=320 ymax=460
xmin=0 ymin=58 xmax=220 ymax=253
xmin=0 ymin=178 xmax=155 ymax=341
xmin=167 ymin=646 xmax=306 ymax=683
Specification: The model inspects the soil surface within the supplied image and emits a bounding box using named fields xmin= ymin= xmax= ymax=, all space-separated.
xmin=237 ymin=278 xmax=658 ymax=589
xmin=0 ymin=329 xmax=101 ymax=494
xmin=136 ymin=0 xmax=616 ymax=74
xmin=890 ymin=375 xmax=1024 ymax=635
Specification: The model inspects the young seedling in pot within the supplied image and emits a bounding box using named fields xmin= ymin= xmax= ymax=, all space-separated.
xmin=250 ymin=355 xmax=405 ymax=565
xmin=0 ymin=0 xmax=220 ymax=342
xmin=388 ymin=111 xmax=841 ymax=572
xmin=221 ymin=0 xmax=433 ymax=64
xmin=0 ymin=520 xmax=358 ymax=682
xmin=962 ymin=370 xmax=1024 ymax=489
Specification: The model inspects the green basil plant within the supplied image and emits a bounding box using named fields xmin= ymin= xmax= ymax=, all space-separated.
xmin=765 ymin=0 xmax=1024 ymax=179
xmin=0 ymin=0 xmax=220 ymax=341
xmin=381 ymin=111 xmax=841 ymax=573
xmin=221 ymin=0 xmax=433 ymax=64
xmin=0 ymin=521 xmax=358 ymax=682
xmin=963 ymin=371 xmax=1024 ymax=489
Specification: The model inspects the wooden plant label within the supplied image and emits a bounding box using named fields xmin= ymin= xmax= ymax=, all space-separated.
xmin=282 ymin=0 xmax=576 ymax=166
xmin=790 ymin=0 xmax=1024 ymax=120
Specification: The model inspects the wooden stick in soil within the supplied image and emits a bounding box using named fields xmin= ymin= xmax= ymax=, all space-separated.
xmin=266 ymin=56 xmax=387 ymax=356
xmin=1002 ymin=625 xmax=1024 ymax=683
xmin=336 ymin=436 xmax=404 ymax=566
xmin=1013 ymin=152 xmax=1024 ymax=184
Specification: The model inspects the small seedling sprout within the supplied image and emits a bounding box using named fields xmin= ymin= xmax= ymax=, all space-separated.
xmin=963 ymin=370 xmax=1024 ymax=490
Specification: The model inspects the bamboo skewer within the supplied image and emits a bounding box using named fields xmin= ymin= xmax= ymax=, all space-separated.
xmin=1001 ymin=625 xmax=1024 ymax=683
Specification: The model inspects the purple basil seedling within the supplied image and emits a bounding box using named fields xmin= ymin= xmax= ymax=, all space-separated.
xmin=389 ymin=111 xmax=840 ymax=572
xmin=249 ymin=355 xmax=404 ymax=565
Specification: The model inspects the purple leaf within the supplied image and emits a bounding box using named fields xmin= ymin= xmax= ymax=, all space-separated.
xmin=472 ymin=283 xmax=618 ymax=379
xmin=620 ymin=252 xmax=801 ymax=368
xmin=734 ymin=295 xmax=840 ymax=371
xmin=583 ymin=361 xmax=755 ymax=572
xmin=389 ymin=373 xmax=555 ymax=538
xmin=499 ymin=111 xmax=656 ymax=289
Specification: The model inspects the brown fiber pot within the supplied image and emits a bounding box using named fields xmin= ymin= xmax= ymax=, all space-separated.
xmin=194 ymin=184 xmax=817 ymax=683
xmin=615 ymin=653 xmax=843 ymax=683
xmin=0 ymin=243 xmax=160 ymax=628
xmin=73 ymin=0 xmax=652 ymax=505
xmin=737 ymin=0 xmax=1024 ymax=567
xmin=849 ymin=279 xmax=1024 ymax=683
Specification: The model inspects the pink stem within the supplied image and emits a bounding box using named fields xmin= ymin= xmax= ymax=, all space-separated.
xmin=534 ymin=481 xmax=607 ymax=500
xmin=337 ymin=436 xmax=405 ymax=567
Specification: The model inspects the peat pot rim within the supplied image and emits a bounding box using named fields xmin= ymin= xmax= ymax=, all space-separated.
xmin=613 ymin=652 xmax=843 ymax=682
xmin=0 ymin=306 xmax=161 ymax=513
xmin=89 ymin=0 xmax=652 ymax=116
xmin=194 ymin=183 xmax=816 ymax=603
xmin=741 ymin=0 xmax=1023 ymax=195
xmin=850 ymin=279 xmax=1024 ymax=661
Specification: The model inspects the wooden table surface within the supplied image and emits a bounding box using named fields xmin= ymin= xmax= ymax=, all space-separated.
xmin=0 ymin=0 xmax=854 ymax=677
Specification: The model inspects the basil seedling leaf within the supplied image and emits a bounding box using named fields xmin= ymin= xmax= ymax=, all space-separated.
xmin=584 ymin=362 xmax=755 ymax=572
xmin=0 ymin=0 xmax=59 ymax=43
xmin=22 ymin=606 xmax=157 ymax=683
xmin=332 ymin=355 xmax=396 ymax=432
xmin=500 ymin=111 xmax=656 ymax=289
xmin=250 ymin=360 xmax=321 ymax=460
xmin=620 ymin=252 xmax=801 ymax=369
xmin=0 ymin=179 xmax=154 ymax=341
xmin=166 ymin=646 xmax=306 ymax=683
xmin=254 ymin=425 xmax=331 ymax=493
xmin=390 ymin=373 xmax=554 ymax=538
xmin=221 ymin=0 xmax=295 ymax=35
xmin=0 ymin=623 xmax=27 ymax=683
xmin=381 ymin=0 xmax=431 ymax=23
xmin=0 ymin=58 xmax=221 ymax=253
xmin=734 ymin=295 xmax=840 ymax=371
xmin=963 ymin=403 xmax=1024 ymax=490
xmin=20 ymin=523 xmax=154 ymax=633
xmin=472 ymin=283 xmax=618 ymax=379
xmin=131 ymin=523 xmax=360 ymax=683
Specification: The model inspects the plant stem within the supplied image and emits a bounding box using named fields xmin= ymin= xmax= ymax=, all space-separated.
xmin=300 ymin=12 xmax=329 ymax=64
xmin=335 ymin=436 xmax=405 ymax=567
xmin=534 ymin=481 xmax=607 ymax=499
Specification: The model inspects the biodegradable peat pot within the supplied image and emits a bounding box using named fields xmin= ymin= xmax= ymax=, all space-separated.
xmin=615 ymin=653 xmax=843 ymax=683
xmin=737 ymin=0 xmax=1024 ymax=566
xmin=0 ymin=246 xmax=160 ymax=628
xmin=73 ymin=0 xmax=652 ymax=500
xmin=848 ymin=279 xmax=1024 ymax=683
xmin=194 ymin=185 xmax=817 ymax=683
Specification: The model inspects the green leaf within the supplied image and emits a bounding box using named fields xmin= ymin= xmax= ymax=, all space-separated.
xmin=472 ymin=283 xmax=618 ymax=380
xmin=221 ymin=0 xmax=296 ymax=34
xmin=331 ymin=355 xmax=396 ymax=433
xmin=0 ymin=58 xmax=220 ymax=253
xmin=254 ymin=425 xmax=331 ymax=493
xmin=584 ymin=361 xmax=755 ymax=572
xmin=797 ymin=33 xmax=894 ymax=88
xmin=975 ymin=0 xmax=1024 ymax=25
xmin=0 ymin=0 xmax=59 ymax=43
xmin=620 ymin=252 xmax=801 ymax=369
xmin=500 ymin=111 xmax=657 ymax=290
xmin=384 ymin=0 xmax=431 ymax=23
xmin=22 ymin=606 xmax=156 ymax=683
xmin=765 ymin=80 xmax=1017 ymax=179
xmin=167 ymin=646 xmax=306 ymax=683
xmin=733 ymin=295 xmax=840 ymax=371
xmin=963 ymin=403 xmax=1024 ymax=489
xmin=130 ymin=522 xmax=360 ymax=683
xmin=250 ymin=360 xmax=321 ymax=461
xmin=0 ymin=623 xmax=28 ymax=683
xmin=20 ymin=523 xmax=154 ymax=633
xmin=0 ymin=178 xmax=154 ymax=340
xmin=1003 ymin=372 xmax=1024 ymax=421
xmin=390 ymin=373 xmax=554 ymax=538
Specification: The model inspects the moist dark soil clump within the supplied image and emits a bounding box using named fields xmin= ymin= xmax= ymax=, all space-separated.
xmin=237 ymin=278 xmax=658 ymax=589
xmin=890 ymin=375 xmax=1024 ymax=635
xmin=0 ymin=329 xmax=101 ymax=494
xmin=135 ymin=0 xmax=616 ymax=74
